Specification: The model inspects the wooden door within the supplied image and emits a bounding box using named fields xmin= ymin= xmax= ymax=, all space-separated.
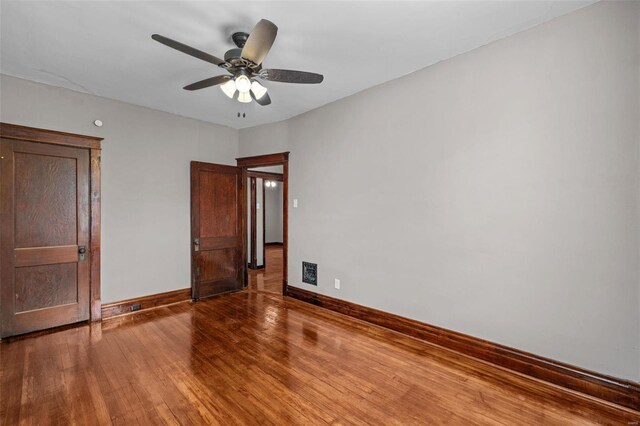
xmin=190 ymin=162 xmax=244 ymax=299
xmin=0 ymin=139 xmax=90 ymax=337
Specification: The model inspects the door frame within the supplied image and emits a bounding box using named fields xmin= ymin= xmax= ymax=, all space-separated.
xmin=248 ymin=175 xmax=259 ymax=269
xmin=237 ymin=152 xmax=289 ymax=296
xmin=0 ymin=123 xmax=103 ymax=322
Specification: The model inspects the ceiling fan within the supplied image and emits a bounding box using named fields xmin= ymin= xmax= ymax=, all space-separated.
xmin=152 ymin=19 xmax=323 ymax=106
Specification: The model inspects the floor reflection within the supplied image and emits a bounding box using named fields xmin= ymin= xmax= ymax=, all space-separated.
xmin=247 ymin=245 xmax=283 ymax=294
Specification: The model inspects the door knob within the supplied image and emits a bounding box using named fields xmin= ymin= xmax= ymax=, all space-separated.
xmin=193 ymin=238 xmax=200 ymax=252
xmin=78 ymin=246 xmax=87 ymax=261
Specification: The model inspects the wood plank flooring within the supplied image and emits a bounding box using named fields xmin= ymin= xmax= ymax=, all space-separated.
xmin=247 ymin=245 xmax=283 ymax=294
xmin=1 ymin=290 xmax=639 ymax=425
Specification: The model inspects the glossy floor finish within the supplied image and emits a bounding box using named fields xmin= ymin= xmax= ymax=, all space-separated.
xmin=1 ymin=292 xmax=639 ymax=425
xmin=247 ymin=245 xmax=283 ymax=294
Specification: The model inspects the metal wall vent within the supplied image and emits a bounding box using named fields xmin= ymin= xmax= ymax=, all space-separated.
xmin=302 ymin=262 xmax=317 ymax=286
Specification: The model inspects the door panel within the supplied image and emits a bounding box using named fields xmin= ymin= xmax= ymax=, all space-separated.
xmin=14 ymin=153 xmax=78 ymax=247
xmin=15 ymin=263 xmax=78 ymax=312
xmin=199 ymin=172 xmax=237 ymax=238
xmin=191 ymin=162 xmax=244 ymax=299
xmin=0 ymin=139 xmax=90 ymax=337
xmin=199 ymin=249 xmax=236 ymax=282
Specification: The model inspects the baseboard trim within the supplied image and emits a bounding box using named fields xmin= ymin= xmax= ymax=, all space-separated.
xmin=247 ymin=264 xmax=265 ymax=270
xmin=101 ymin=288 xmax=192 ymax=319
xmin=286 ymin=286 xmax=640 ymax=411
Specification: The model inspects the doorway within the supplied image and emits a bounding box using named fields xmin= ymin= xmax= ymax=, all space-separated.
xmin=246 ymin=167 xmax=284 ymax=294
xmin=237 ymin=153 xmax=289 ymax=296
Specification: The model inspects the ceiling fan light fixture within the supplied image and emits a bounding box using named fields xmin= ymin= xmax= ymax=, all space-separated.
xmin=220 ymin=79 xmax=236 ymax=98
xmin=235 ymin=75 xmax=252 ymax=93
xmin=250 ymin=81 xmax=267 ymax=100
xmin=153 ymin=18 xmax=324 ymax=108
xmin=237 ymin=91 xmax=252 ymax=103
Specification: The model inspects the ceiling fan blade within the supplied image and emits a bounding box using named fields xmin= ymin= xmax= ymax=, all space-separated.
xmin=260 ymin=69 xmax=323 ymax=84
xmin=183 ymin=75 xmax=231 ymax=91
xmin=251 ymin=91 xmax=272 ymax=106
xmin=152 ymin=34 xmax=225 ymax=66
xmin=241 ymin=19 xmax=278 ymax=65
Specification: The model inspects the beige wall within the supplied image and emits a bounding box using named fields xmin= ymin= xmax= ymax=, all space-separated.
xmin=240 ymin=1 xmax=640 ymax=381
xmin=0 ymin=74 xmax=239 ymax=303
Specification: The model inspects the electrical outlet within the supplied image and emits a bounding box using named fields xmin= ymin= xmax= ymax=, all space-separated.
xmin=334 ymin=278 xmax=340 ymax=289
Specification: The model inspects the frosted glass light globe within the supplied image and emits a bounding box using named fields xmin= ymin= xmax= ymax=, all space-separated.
xmin=250 ymin=81 xmax=267 ymax=100
xmin=235 ymin=75 xmax=251 ymax=93
xmin=220 ymin=79 xmax=236 ymax=98
xmin=237 ymin=91 xmax=252 ymax=103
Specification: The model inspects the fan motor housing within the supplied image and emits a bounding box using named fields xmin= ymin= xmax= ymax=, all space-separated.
xmin=224 ymin=47 xmax=259 ymax=71
xmin=224 ymin=48 xmax=242 ymax=62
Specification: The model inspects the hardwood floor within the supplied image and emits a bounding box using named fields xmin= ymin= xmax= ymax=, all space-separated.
xmin=247 ymin=245 xmax=283 ymax=294
xmin=1 ymin=291 xmax=638 ymax=425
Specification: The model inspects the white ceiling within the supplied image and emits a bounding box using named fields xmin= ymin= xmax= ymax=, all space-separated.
xmin=0 ymin=1 xmax=594 ymax=129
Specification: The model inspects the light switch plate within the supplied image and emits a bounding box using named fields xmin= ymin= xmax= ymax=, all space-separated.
xmin=293 ymin=199 xmax=298 ymax=208
xmin=334 ymin=278 xmax=340 ymax=289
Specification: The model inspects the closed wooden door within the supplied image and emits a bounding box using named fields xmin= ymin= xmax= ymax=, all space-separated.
xmin=0 ymin=139 xmax=90 ymax=337
xmin=191 ymin=162 xmax=244 ymax=299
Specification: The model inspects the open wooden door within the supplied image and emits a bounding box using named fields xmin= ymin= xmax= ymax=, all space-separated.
xmin=0 ymin=139 xmax=90 ymax=337
xmin=190 ymin=162 xmax=245 ymax=299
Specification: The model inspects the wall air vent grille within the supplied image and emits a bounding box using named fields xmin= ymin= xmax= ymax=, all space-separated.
xmin=302 ymin=262 xmax=317 ymax=286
